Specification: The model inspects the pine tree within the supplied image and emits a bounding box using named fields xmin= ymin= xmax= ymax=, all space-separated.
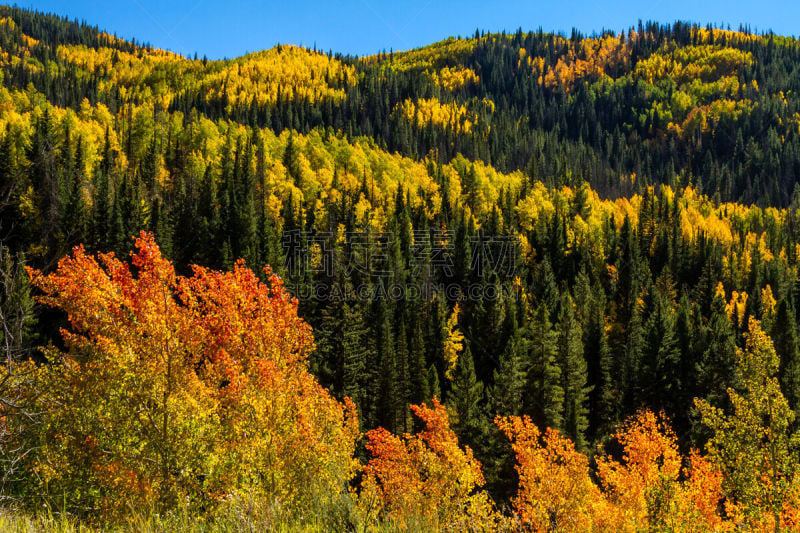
xmin=394 ymin=316 xmax=412 ymax=433
xmin=488 ymin=331 xmax=526 ymax=417
xmin=0 ymin=246 xmax=36 ymax=363
xmin=341 ymin=298 xmax=371 ymax=424
xmin=27 ymin=109 xmax=59 ymax=254
xmin=525 ymin=303 xmax=563 ymax=430
xmin=556 ymin=296 xmax=590 ymax=450
xmin=772 ymin=300 xmax=800 ymax=419
xmin=640 ymin=293 xmax=681 ymax=414
xmin=141 ymin=134 xmax=158 ymax=192
xmin=375 ymin=301 xmax=400 ymax=433
xmin=699 ymin=291 xmax=738 ymax=408
xmin=61 ymin=136 xmax=87 ymax=251
xmin=446 ymin=344 xmax=486 ymax=450
xmin=428 ymin=364 xmax=441 ymax=402
xmin=584 ymin=288 xmax=614 ymax=440
xmin=150 ymin=196 xmax=173 ymax=258
xmin=0 ymin=133 xmax=17 ymax=243
xmin=90 ymin=167 xmax=111 ymax=251
xmin=408 ymin=314 xmax=430 ymax=407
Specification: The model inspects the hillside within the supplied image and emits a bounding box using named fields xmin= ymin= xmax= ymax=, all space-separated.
xmin=1 ymin=5 xmax=800 ymax=530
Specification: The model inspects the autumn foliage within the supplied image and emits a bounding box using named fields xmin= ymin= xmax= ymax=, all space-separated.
xmin=360 ymin=399 xmax=497 ymax=530
xmin=495 ymin=415 xmax=600 ymax=532
xmin=20 ymin=232 xmax=358 ymax=518
xmin=5 ymin=233 xmax=800 ymax=530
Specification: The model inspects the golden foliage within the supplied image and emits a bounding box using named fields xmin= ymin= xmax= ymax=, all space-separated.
xmin=23 ymin=233 xmax=359 ymax=518
xmin=360 ymin=399 xmax=497 ymax=530
xmin=443 ymin=302 xmax=465 ymax=380
xmin=398 ymin=97 xmax=475 ymax=133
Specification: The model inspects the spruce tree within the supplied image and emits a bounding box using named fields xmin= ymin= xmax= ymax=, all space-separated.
xmin=772 ymin=300 xmax=800 ymax=419
xmin=584 ymin=288 xmax=614 ymax=440
xmin=446 ymin=344 xmax=486 ymax=450
xmin=640 ymin=293 xmax=681 ymax=414
xmin=699 ymin=292 xmax=738 ymax=408
xmin=0 ymin=246 xmax=36 ymax=363
xmin=488 ymin=331 xmax=527 ymax=417
xmin=375 ymin=301 xmax=399 ymax=433
xmin=341 ymin=298 xmax=371 ymax=424
xmin=525 ymin=303 xmax=563 ymax=430
xmin=408 ymin=314 xmax=431 ymax=407
xmin=556 ymin=296 xmax=590 ymax=450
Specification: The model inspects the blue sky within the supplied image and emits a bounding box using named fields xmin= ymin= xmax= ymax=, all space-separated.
xmin=22 ymin=1 xmax=800 ymax=59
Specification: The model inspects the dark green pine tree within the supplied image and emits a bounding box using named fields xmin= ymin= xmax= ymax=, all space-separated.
xmin=674 ymin=291 xmax=701 ymax=433
xmin=283 ymin=132 xmax=301 ymax=187
xmin=375 ymin=301 xmax=400 ymax=433
xmin=341 ymin=297 xmax=372 ymax=426
xmin=27 ymin=109 xmax=59 ymax=254
xmin=428 ymin=364 xmax=441 ymax=403
xmin=90 ymin=166 xmax=112 ymax=251
xmin=198 ymin=165 xmax=222 ymax=267
xmin=110 ymin=182 xmax=127 ymax=256
xmin=640 ymin=293 xmax=681 ymax=415
xmin=150 ymin=196 xmax=173 ymax=258
xmin=141 ymin=134 xmax=159 ymax=193
xmin=534 ymin=258 xmax=560 ymax=320
xmin=235 ymin=141 xmax=258 ymax=267
xmin=482 ymin=330 xmax=527 ymax=504
xmin=697 ymin=292 xmax=737 ymax=409
xmin=394 ymin=316 xmax=412 ymax=433
xmin=583 ymin=287 xmax=614 ymax=441
xmin=620 ymin=295 xmax=645 ymax=417
xmin=452 ymin=212 xmax=473 ymax=288
xmin=408 ymin=313 xmax=431 ymax=407
xmin=472 ymin=273 xmax=507 ymax=377
xmin=61 ymin=135 xmax=88 ymax=250
xmin=0 ymin=132 xmax=17 ymax=243
xmin=772 ymin=300 xmax=800 ymax=419
xmin=488 ymin=331 xmax=527 ymax=417
xmin=446 ymin=344 xmax=486 ymax=450
xmin=259 ymin=209 xmax=283 ymax=276
xmin=118 ymin=173 xmax=144 ymax=244
xmin=556 ymin=296 xmax=591 ymax=450
xmin=0 ymin=246 xmax=36 ymax=363
xmin=525 ymin=303 xmax=563 ymax=430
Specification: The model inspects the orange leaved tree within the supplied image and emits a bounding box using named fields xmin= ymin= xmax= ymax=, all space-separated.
xmin=359 ymin=399 xmax=497 ymax=530
xmin=20 ymin=233 xmax=358 ymax=519
xmin=596 ymin=410 xmax=730 ymax=532
xmin=495 ymin=414 xmax=601 ymax=532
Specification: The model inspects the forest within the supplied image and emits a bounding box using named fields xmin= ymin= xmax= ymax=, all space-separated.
xmin=2 ymin=4 xmax=800 ymax=531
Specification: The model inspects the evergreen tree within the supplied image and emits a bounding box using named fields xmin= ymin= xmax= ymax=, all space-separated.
xmin=408 ymin=314 xmax=431 ymax=407
xmin=488 ymin=332 xmax=527 ymax=417
xmin=0 ymin=133 xmax=17 ymax=243
xmin=375 ymin=300 xmax=399 ymax=433
xmin=525 ymin=303 xmax=563 ymax=430
xmin=699 ymin=291 xmax=738 ymax=408
xmin=583 ymin=287 xmax=614 ymax=440
xmin=556 ymin=296 xmax=591 ymax=450
xmin=772 ymin=300 xmax=800 ymax=419
xmin=341 ymin=298 xmax=371 ymax=424
xmin=0 ymin=246 xmax=36 ymax=363
xmin=640 ymin=293 xmax=681 ymax=414
xmin=446 ymin=344 xmax=486 ymax=450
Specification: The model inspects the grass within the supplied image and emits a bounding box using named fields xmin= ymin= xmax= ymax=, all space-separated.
xmin=0 ymin=512 xmax=342 ymax=532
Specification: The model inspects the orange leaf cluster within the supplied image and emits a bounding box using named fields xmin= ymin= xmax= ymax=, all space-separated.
xmin=496 ymin=415 xmax=601 ymax=532
xmin=360 ymin=399 xmax=497 ymax=530
xmin=25 ymin=232 xmax=358 ymax=517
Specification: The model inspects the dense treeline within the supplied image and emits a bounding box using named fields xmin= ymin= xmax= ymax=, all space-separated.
xmin=3 ymin=5 xmax=800 ymax=529
xmin=4 ymin=6 xmax=800 ymax=205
